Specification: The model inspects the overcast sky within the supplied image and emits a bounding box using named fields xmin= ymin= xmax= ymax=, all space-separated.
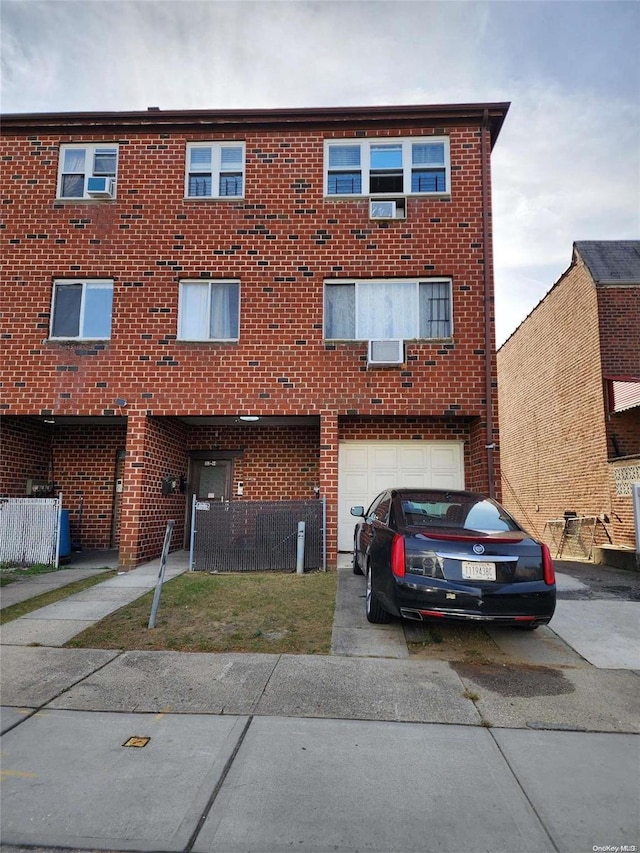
xmin=2 ymin=0 xmax=638 ymax=345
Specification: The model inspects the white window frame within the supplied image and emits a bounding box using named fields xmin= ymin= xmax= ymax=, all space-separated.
xmin=56 ymin=144 xmax=118 ymax=199
xmin=50 ymin=279 xmax=114 ymax=340
xmin=324 ymin=137 xmax=450 ymax=198
xmin=185 ymin=142 xmax=246 ymax=199
xmin=323 ymin=277 xmax=453 ymax=341
xmin=178 ymin=279 xmax=241 ymax=341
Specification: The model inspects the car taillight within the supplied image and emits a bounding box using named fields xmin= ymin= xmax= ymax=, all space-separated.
xmin=391 ymin=534 xmax=406 ymax=578
xmin=541 ymin=543 xmax=555 ymax=585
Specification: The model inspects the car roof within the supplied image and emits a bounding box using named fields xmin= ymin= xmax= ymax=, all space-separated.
xmin=389 ymin=488 xmax=488 ymax=501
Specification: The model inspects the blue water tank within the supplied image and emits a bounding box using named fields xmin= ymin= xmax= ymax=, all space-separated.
xmin=59 ymin=509 xmax=71 ymax=558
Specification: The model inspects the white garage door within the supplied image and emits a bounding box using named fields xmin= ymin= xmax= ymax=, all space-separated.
xmin=338 ymin=441 xmax=465 ymax=551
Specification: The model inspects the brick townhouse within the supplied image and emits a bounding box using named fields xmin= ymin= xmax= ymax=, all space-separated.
xmin=498 ymin=241 xmax=640 ymax=564
xmin=0 ymin=102 xmax=508 ymax=569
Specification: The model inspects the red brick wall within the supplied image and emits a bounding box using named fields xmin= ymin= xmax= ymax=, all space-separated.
xmin=1 ymin=123 xmax=494 ymax=424
xmin=598 ymin=284 xmax=640 ymax=462
xmin=0 ymin=417 xmax=127 ymax=549
xmin=498 ymin=257 xmax=636 ymax=548
xmin=53 ymin=423 xmax=127 ymax=548
xmin=188 ymin=424 xmax=320 ymax=501
xmin=116 ymin=416 xmax=189 ymax=567
xmin=0 ymin=417 xmax=52 ymax=494
xmin=597 ymin=285 xmax=640 ymax=377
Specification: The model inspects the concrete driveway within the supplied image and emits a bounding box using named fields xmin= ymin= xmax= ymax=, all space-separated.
xmin=332 ymin=554 xmax=640 ymax=670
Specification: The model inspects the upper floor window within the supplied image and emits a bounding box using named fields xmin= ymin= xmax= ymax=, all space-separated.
xmin=185 ymin=143 xmax=245 ymax=198
xmin=50 ymin=279 xmax=113 ymax=339
xmin=178 ymin=279 xmax=240 ymax=341
xmin=57 ymin=144 xmax=118 ymax=199
xmin=324 ymin=137 xmax=450 ymax=197
xmin=324 ymin=278 xmax=452 ymax=340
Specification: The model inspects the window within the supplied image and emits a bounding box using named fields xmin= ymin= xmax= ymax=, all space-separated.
xmin=327 ymin=144 xmax=361 ymax=195
xmin=178 ymin=280 xmax=240 ymax=341
xmin=401 ymin=496 xmax=520 ymax=533
xmin=325 ymin=137 xmax=449 ymax=197
xmin=50 ymin=279 xmax=114 ymax=339
xmin=57 ymin=144 xmax=118 ymax=199
xmin=324 ymin=279 xmax=452 ymax=340
xmin=186 ymin=143 xmax=245 ymax=198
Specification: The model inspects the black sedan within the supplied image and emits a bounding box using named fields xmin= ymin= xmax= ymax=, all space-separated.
xmin=351 ymin=489 xmax=556 ymax=628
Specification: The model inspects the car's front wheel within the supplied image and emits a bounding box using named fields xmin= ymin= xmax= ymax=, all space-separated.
xmin=365 ymin=564 xmax=391 ymax=624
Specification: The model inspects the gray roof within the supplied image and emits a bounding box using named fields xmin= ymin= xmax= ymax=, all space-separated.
xmin=574 ymin=240 xmax=640 ymax=284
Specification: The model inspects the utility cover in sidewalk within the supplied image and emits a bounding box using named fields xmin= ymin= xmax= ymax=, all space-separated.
xmin=122 ymin=736 xmax=150 ymax=748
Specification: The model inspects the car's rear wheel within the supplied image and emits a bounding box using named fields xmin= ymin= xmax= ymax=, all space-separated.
xmin=352 ymin=541 xmax=364 ymax=575
xmin=366 ymin=564 xmax=391 ymax=624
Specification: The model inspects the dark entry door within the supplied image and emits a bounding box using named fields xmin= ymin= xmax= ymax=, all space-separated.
xmin=186 ymin=458 xmax=233 ymax=547
xmin=192 ymin=459 xmax=232 ymax=503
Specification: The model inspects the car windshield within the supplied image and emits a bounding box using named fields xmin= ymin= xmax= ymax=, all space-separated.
xmin=400 ymin=495 xmax=520 ymax=533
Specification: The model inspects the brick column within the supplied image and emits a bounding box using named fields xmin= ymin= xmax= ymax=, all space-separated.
xmin=117 ymin=410 xmax=148 ymax=570
xmin=319 ymin=410 xmax=339 ymax=569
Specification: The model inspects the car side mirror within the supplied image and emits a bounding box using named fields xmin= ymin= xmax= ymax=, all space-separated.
xmin=350 ymin=506 xmax=365 ymax=517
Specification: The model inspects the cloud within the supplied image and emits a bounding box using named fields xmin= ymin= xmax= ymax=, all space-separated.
xmin=1 ymin=1 xmax=498 ymax=112
xmin=492 ymin=83 xmax=640 ymax=344
xmin=1 ymin=0 xmax=637 ymax=348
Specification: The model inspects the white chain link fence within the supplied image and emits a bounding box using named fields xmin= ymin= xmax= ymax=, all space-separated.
xmin=0 ymin=496 xmax=62 ymax=567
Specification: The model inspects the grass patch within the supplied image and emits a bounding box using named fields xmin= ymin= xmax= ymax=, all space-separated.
xmin=0 ymin=563 xmax=71 ymax=585
xmin=1 ymin=571 xmax=117 ymax=624
xmin=66 ymin=570 xmax=337 ymax=655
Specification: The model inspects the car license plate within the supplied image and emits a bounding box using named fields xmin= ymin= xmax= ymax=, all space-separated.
xmin=461 ymin=561 xmax=496 ymax=581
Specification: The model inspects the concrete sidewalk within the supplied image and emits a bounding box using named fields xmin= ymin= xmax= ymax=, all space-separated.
xmin=0 ymin=550 xmax=189 ymax=646
xmin=1 ymin=554 xmax=639 ymax=852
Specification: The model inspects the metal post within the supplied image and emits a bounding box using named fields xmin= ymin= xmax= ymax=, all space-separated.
xmin=322 ymin=495 xmax=327 ymax=572
xmin=54 ymin=492 xmax=63 ymax=569
xmin=296 ymin=521 xmax=306 ymax=574
xmin=189 ymin=493 xmax=197 ymax=571
xmin=148 ymin=519 xmax=175 ymax=629
xmin=633 ymin=483 xmax=640 ymax=556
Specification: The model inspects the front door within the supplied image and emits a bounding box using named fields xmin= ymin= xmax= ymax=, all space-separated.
xmin=186 ymin=457 xmax=233 ymax=546
xmin=193 ymin=459 xmax=232 ymax=503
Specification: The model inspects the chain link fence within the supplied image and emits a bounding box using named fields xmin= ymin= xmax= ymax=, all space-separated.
xmin=190 ymin=498 xmax=325 ymax=572
xmin=0 ymin=496 xmax=62 ymax=566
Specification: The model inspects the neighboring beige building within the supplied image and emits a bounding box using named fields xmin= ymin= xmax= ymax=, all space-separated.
xmin=497 ymin=241 xmax=639 ymax=567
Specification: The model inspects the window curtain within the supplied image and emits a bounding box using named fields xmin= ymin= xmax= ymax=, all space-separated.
xmin=179 ymin=284 xmax=209 ymax=339
xmin=325 ymin=285 xmax=355 ymax=338
xmin=412 ymin=143 xmax=445 ymax=165
xmin=63 ymin=149 xmax=86 ymax=173
xmin=328 ymin=146 xmax=360 ymax=167
xmin=209 ymin=282 xmax=239 ymax=339
xmin=220 ymin=147 xmax=242 ymax=168
xmin=357 ymin=281 xmax=415 ymax=338
xmin=190 ymin=147 xmax=212 ymax=168
xmin=93 ymin=148 xmax=117 ymax=176
xmin=61 ymin=149 xmax=86 ymax=196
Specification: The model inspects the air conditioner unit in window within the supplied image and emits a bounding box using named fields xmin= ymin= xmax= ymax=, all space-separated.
xmin=87 ymin=177 xmax=115 ymax=198
xmin=369 ymin=198 xmax=406 ymax=220
xmin=370 ymin=200 xmax=396 ymax=219
xmin=367 ymin=339 xmax=404 ymax=367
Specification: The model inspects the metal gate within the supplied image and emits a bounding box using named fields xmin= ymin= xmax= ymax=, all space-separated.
xmin=190 ymin=498 xmax=325 ymax=572
xmin=0 ymin=495 xmax=62 ymax=567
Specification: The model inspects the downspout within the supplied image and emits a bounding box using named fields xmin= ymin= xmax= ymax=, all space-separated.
xmin=481 ymin=109 xmax=496 ymax=498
